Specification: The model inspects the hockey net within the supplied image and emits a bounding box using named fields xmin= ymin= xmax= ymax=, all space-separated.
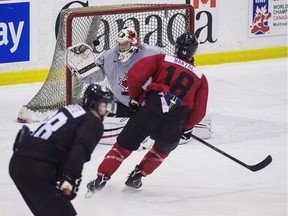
xmin=17 ymin=4 xmax=194 ymax=123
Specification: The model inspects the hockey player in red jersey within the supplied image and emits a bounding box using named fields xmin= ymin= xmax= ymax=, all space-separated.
xmin=9 ymin=84 xmax=115 ymax=216
xmin=86 ymin=32 xmax=208 ymax=192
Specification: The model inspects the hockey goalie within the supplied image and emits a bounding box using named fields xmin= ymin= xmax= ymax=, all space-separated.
xmin=66 ymin=28 xmax=212 ymax=149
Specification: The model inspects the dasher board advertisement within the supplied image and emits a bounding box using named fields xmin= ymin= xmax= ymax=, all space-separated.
xmin=249 ymin=0 xmax=288 ymax=37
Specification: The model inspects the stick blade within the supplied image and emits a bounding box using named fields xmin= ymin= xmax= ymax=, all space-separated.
xmin=247 ymin=155 xmax=272 ymax=172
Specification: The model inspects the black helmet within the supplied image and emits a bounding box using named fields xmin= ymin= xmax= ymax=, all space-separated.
xmin=175 ymin=33 xmax=198 ymax=61
xmin=83 ymin=84 xmax=116 ymax=114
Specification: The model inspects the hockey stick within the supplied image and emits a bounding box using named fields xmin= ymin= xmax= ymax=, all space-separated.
xmin=191 ymin=134 xmax=272 ymax=172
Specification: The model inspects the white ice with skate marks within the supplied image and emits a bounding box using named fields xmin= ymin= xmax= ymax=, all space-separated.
xmin=0 ymin=58 xmax=286 ymax=216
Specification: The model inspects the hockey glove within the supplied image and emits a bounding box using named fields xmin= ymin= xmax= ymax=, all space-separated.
xmin=129 ymin=98 xmax=139 ymax=112
xmin=13 ymin=125 xmax=32 ymax=151
xmin=181 ymin=127 xmax=193 ymax=141
xmin=56 ymin=172 xmax=82 ymax=201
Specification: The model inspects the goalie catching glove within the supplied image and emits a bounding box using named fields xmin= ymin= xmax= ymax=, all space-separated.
xmin=56 ymin=172 xmax=82 ymax=201
xmin=66 ymin=43 xmax=99 ymax=79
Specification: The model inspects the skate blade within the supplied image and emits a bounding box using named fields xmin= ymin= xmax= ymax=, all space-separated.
xmin=85 ymin=190 xmax=95 ymax=199
xmin=121 ymin=186 xmax=141 ymax=193
xmin=122 ymin=186 xmax=134 ymax=192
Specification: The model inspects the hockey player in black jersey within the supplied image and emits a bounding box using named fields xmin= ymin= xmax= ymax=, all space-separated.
xmin=9 ymin=84 xmax=115 ymax=216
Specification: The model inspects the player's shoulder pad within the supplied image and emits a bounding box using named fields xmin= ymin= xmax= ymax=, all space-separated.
xmin=164 ymin=55 xmax=203 ymax=79
xmin=139 ymin=43 xmax=163 ymax=54
xmin=64 ymin=104 xmax=86 ymax=118
xmin=102 ymin=47 xmax=118 ymax=57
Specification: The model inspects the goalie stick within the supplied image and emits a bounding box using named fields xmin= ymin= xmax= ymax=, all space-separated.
xmin=191 ymin=134 xmax=272 ymax=172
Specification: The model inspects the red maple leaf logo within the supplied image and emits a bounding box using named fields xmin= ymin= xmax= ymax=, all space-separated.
xmin=193 ymin=0 xmax=216 ymax=9
xmin=201 ymin=0 xmax=209 ymax=4
xmin=119 ymin=76 xmax=129 ymax=95
xmin=251 ymin=5 xmax=271 ymax=34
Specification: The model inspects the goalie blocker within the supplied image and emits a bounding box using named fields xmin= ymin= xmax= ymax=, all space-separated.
xmin=66 ymin=43 xmax=99 ymax=79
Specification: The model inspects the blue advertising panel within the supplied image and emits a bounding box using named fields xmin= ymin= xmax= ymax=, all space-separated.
xmin=0 ymin=2 xmax=30 ymax=64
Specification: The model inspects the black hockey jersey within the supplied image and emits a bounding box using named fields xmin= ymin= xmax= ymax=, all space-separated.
xmin=15 ymin=104 xmax=103 ymax=178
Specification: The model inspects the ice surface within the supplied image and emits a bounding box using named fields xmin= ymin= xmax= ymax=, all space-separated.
xmin=0 ymin=58 xmax=287 ymax=216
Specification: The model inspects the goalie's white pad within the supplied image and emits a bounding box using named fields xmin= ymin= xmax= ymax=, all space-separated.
xmin=139 ymin=116 xmax=213 ymax=149
xmin=98 ymin=116 xmax=213 ymax=150
xmin=138 ymin=137 xmax=154 ymax=151
xmin=66 ymin=43 xmax=99 ymax=79
xmin=193 ymin=116 xmax=212 ymax=140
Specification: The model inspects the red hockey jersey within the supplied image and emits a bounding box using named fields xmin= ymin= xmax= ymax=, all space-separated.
xmin=127 ymin=54 xmax=208 ymax=128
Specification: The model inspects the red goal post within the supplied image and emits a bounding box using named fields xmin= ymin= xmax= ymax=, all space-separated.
xmin=17 ymin=4 xmax=195 ymax=123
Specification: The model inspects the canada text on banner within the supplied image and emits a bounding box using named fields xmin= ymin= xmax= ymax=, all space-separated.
xmin=0 ymin=2 xmax=30 ymax=64
xmin=249 ymin=0 xmax=288 ymax=37
xmin=192 ymin=0 xmax=218 ymax=45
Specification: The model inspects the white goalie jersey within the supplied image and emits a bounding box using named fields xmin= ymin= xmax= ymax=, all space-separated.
xmin=78 ymin=43 xmax=163 ymax=107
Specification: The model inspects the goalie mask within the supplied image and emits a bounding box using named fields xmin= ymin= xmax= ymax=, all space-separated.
xmin=83 ymin=84 xmax=117 ymax=117
xmin=175 ymin=33 xmax=199 ymax=61
xmin=116 ymin=27 xmax=140 ymax=62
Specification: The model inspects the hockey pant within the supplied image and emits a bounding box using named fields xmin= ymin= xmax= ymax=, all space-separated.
xmin=9 ymin=154 xmax=76 ymax=216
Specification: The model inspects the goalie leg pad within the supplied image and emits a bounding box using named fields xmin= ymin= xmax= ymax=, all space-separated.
xmin=193 ymin=116 xmax=213 ymax=139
